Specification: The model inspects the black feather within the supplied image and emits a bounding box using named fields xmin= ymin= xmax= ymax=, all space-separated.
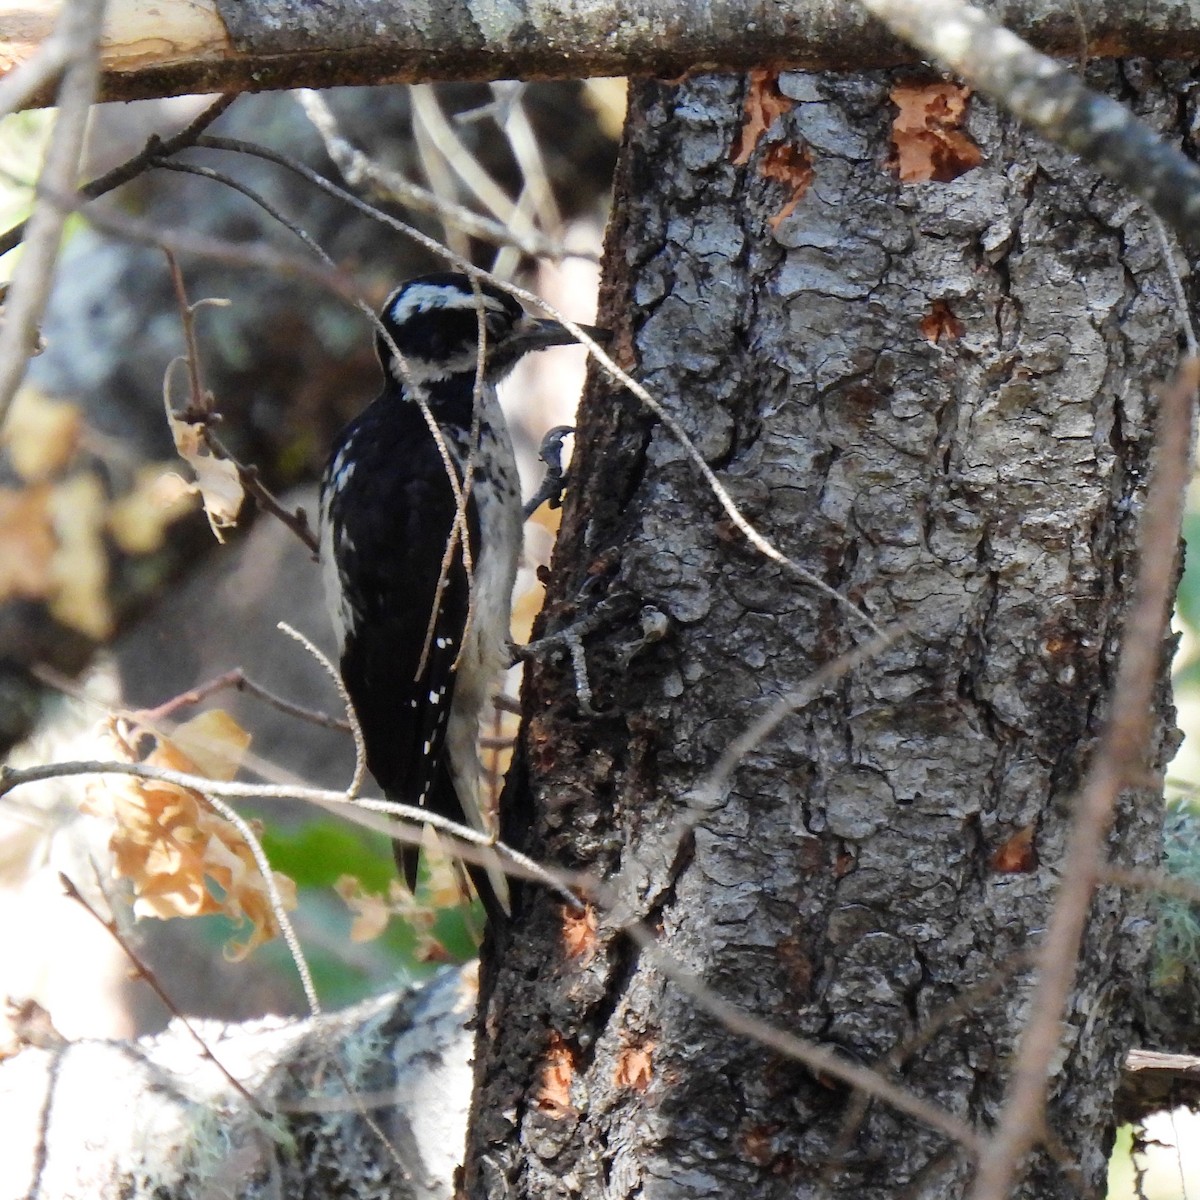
xmin=322 ymin=381 xmax=480 ymax=893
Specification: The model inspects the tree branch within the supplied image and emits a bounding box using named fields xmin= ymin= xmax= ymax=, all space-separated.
xmin=0 ymin=0 xmax=106 ymax=422
xmin=7 ymin=1 xmax=1200 ymax=108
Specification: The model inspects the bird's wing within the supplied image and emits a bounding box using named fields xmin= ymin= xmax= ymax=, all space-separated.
xmin=322 ymin=401 xmax=479 ymax=887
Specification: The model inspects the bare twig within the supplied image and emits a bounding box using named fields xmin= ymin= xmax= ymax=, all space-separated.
xmin=277 ymin=621 xmax=365 ymax=799
xmin=205 ymin=430 xmax=320 ymax=555
xmin=1147 ymin=210 xmax=1199 ymax=358
xmin=204 ymin=788 xmax=320 ymax=1016
xmin=969 ymin=358 xmax=1199 ymax=1200
xmin=409 ymin=85 xmax=545 ymax=258
xmin=0 ymin=94 xmax=236 ymax=260
xmin=163 ymin=249 xmax=321 ymax=550
xmin=622 ymin=917 xmax=984 ymax=1156
xmin=0 ymin=756 xmax=581 ymax=909
xmin=60 ymin=871 xmax=269 ymax=1116
xmin=489 ymin=82 xmax=565 ymax=250
xmin=54 ymin=188 xmax=361 ymax=298
xmin=293 ymin=90 xmax=590 ymax=263
xmin=151 ymin=157 xmax=329 ymax=264
xmin=130 ymin=667 xmax=350 ymax=732
xmin=164 ymin=249 xmax=218 ymax=419
xmin=824 ymin=949 xmax=1037 ymax=1186
xmin=0 ymin=0 xmax=107 ymax=422
xmin=687 ymin=621 xmax=909 ymax=814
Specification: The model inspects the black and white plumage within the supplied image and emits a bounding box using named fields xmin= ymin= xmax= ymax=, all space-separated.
xmin=319 ymin=272 xmax=593 ymax=921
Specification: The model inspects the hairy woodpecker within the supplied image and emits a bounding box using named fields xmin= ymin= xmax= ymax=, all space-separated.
xmin=319 ymin=272 xmax=597 ymax=921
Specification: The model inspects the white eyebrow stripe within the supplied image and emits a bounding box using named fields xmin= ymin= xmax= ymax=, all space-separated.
xmin=388 ymin=283 xmax=507 ymax=325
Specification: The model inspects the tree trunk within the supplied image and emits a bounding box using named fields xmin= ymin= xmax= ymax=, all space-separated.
xmin=467 ymin=64 xmax=1183 ymax=1199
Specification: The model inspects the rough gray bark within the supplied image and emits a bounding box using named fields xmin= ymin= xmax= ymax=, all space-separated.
xmin=9 ymin=0 xmax=1200 ymax=106
xmin=468 ymin=64 xmax=1185 ymax=1198
xmin=0 ymin=967 xmax=476 ymax=1200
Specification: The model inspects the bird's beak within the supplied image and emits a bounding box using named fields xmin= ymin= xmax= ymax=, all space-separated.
xmin=510 ymin=316 xmax=610 ymax=354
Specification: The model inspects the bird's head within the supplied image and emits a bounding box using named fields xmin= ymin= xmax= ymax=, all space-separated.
xmin=375 ymin=272 xmax=599 ymax=388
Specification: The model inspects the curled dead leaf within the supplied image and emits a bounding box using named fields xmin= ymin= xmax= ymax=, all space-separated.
xmin=84 ymin=712 xmax=296 ymax=960
xmin=335 ymin=875 xmax=392 ymax=943
xmin=163 ymin=397 xmax=243 ymax=542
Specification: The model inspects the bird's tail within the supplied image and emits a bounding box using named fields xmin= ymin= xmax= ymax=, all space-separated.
xmin=392 ymin=757 xmax=511 ymax=922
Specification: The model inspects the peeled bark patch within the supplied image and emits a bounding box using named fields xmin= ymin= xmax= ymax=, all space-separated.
xmin=889 ymin=79 xmax=984 ymax=181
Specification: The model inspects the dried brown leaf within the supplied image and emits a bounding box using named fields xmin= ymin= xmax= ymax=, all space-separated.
xmin=163 ymin=405 xmax=244 ymax=541
xmin=2 ymin=388 xmax=83 ymax=481
xmin=85 ymin=713 xmax=296 ymax=960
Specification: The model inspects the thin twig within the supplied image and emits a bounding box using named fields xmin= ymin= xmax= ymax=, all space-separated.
xmin=293 ymin=90 xmax=590 ymax=263
xmin=164 ymin=249 xmax=214 ymax=419
xmin=0 ymin=755 xmax=580 ymax=908
xmin=622 ymin=917 xmax=984 ymax=1156
xmin=409 ymin=85 xmax=545 ymax=254
xmin=688 ymin=621 xmax=908 ymax=814
xmin=277 ymin=621 xmax=365 ymax=799
xmin=410 ymin=86 xmax=472 ymax=261
xmin=0 ymin=0 xmax=107 ymax=423
xmin=51 ymin=187 xmax=361 ymax=298
xmin=1147 ymin=210 xmax=1199 ymax=358
xmin=127 ymin=667 xmax=350 ymax=733
xmin=203 ymin=789 xmax=321 ymax=1016
xmin=823 ymin=949 xmax=1037 ymax=1190
xmin=491 ymin=82 xmax=565 ymax=249
xmin=205 ymin=430 xmax=320 ymax=555
xmin=969 ymin=358 xmax=1199 ymax=1200
xmin=151 ymin=157 xmax=329 ymax=264
xmin=0 ymin=94 xmax=236 ymax=260
xmin=60 ymin=871 xmax=269 ymax=1116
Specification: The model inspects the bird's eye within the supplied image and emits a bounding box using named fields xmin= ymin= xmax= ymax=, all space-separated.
xmin=485 ymin=311 xmax=514 ymax=342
